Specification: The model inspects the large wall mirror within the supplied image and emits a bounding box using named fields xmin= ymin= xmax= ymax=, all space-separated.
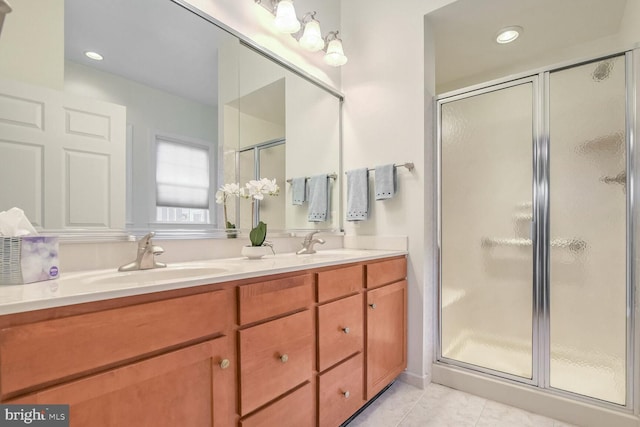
xmin=0 ymin=0 xmax=342 ymax=239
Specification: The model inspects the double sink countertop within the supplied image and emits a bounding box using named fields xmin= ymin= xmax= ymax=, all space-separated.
xmin=0 ymin=248 xmax=407 ymax=315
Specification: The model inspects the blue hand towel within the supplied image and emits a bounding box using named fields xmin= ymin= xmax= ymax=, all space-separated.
xmin=374 ymin=164 xmax=397 ymax=200
xmin=291 ymin=177 xmax=306 ymax=205
xmin=308 ymin=174 xmax=330 ymax=222
xmin=346 ymin=168 xmax=369 ymax=221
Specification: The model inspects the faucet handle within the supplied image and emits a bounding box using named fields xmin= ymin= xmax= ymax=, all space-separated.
xmin=304 ymin=230 xmax=319 ymax=241
xmin=138 ymin=232 xmax=155 ymax=247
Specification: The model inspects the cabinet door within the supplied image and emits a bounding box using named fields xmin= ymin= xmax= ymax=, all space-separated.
xmin=9 ymin=338 xmax=235 ymax=427
xmin=366 ymin=280 xmax=407 ymax=399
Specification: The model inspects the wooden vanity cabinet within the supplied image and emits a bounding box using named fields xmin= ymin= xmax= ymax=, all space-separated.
xmin=0 ymin=255 xmax=407 ymax=427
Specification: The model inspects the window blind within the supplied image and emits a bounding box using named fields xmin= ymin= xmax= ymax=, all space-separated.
xmin=156 ymin=138 xmax=209 ymax=209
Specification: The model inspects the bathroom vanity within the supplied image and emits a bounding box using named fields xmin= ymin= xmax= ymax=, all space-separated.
xmin=0 ymin=250 xmax=407 ymax=427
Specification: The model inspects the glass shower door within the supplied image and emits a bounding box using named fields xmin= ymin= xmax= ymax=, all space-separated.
xmin=439 ymin=80 xmax=536 ymax=380
xmin=548 ymin=55 xmax=627 ymax=404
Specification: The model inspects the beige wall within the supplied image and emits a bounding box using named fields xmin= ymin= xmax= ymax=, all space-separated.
xmin=341 ymin=0 xmax=458 ymax=386
xmin=0 ymin=0 xmax=64 ymax=89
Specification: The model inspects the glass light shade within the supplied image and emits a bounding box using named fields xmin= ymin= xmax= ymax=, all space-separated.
xmin=324 ymin=38 xmax=347 ymax=66
xmin=299 ymin=20 xmax=324 ymax=52
xmin=274 ymin=0 xmax=300 ymax=34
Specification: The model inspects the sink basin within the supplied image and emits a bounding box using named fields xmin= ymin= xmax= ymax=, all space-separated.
xmin=85 ymin=266 xmax=229 ymax=286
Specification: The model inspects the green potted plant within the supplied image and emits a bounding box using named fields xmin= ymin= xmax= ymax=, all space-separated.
xmin=240 ymin=178 xmax=279 ymax=258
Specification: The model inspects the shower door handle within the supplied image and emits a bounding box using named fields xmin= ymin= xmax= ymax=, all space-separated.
xmin=530 ymin=221 xmax=535 ymax=241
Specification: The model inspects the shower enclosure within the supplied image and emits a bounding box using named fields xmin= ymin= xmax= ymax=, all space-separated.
xmin=436 ymin=52 xmax=635 ymax=409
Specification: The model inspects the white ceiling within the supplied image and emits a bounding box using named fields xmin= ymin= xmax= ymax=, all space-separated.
xmin=65 ymin=0 xmax=226 ymax=106
xmin=428 ymin=0 xmax=629 ymax=93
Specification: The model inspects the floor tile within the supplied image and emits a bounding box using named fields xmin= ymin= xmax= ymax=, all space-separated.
xmin=475 ymin=400 xmax=555 ymax=427
xmin=347 ymin=382 xmax=581 ymax=427
xmin=398 ymin=383 xmax=486 ymax=427
xmin=345 ymin=381 xmax=424 ymax=427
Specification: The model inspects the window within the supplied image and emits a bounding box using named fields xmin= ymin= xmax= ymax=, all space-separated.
xmin=155 ymin=136 xmax=211 ymax=224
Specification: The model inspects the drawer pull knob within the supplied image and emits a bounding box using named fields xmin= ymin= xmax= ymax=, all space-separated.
xmin=369 ymin=303 xmax=377 ymax=309
xmin=342 ymin=390 xmax=350 ymax=399
xmin=342 ymin=327 xmax=350 ymax=334
xmin=279 ymin=354 xmax=289 ymax=363
xmin=219 ymin=359 xmax=230 ymax=370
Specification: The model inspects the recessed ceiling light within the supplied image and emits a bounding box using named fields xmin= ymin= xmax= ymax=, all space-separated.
xmin=84 ymin=51 xmax=104 ymax=61
xmin=496 ymin=26 xmax=522 ymax=44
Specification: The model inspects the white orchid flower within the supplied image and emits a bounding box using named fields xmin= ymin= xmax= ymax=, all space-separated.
xmin=215 ymin=183 xmax=241 ymax=204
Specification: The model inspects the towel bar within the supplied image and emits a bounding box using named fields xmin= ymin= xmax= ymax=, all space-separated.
xmin=286 ymin=173 xmax=338 ymax=184
xmin=343 ymin=162 xmax=415 ymax=174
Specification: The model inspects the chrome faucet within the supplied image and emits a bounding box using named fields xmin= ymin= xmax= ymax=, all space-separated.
xmin=296 ymin=231 xmax=325 ymax=255
xmin=118 ymin=232 xmax=166 ymax=272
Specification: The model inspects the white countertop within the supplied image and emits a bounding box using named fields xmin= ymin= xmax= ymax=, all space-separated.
xmin=0 ymin=249 xmax=406 ymax=315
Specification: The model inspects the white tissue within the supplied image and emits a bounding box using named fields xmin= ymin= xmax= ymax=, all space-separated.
xmin=0 ymin=207 xmax=38 ymax=237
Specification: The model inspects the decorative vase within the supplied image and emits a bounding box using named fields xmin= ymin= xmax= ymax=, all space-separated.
xmin=241 ymin=245 xmax=270 ymax=259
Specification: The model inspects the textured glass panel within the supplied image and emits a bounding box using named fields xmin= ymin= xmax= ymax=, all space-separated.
xmin=441 ymin=83 xmax=534 ymax=378
xmin=549 ymin=56 xmax=626 ymax=404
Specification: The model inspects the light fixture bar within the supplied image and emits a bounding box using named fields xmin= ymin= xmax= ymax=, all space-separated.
xmin=253 ymin=0 xmax=347 ymax=66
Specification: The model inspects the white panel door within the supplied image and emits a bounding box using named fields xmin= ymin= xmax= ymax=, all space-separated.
xmin=0 ymin=77 xmax=126 ymax=230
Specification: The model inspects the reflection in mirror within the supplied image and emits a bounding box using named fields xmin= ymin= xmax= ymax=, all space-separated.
xmin=234 ymin=44 xmax=342 ymax=233
xmin=0 ymin=0 xmax=343 ymax=238
xmin=0 ymin=0 xmax=240 ymax=236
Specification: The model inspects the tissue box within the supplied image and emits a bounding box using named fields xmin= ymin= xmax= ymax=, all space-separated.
xmin=0 ymin=236 xmax=60 ymax=285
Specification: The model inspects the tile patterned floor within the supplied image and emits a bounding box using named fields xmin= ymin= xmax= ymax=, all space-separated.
xmin=346 ymin=382 xmax=577 ymax=427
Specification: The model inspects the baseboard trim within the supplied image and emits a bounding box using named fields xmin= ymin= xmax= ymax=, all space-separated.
xmin=398 ymin=370 xmax=429 ymax=389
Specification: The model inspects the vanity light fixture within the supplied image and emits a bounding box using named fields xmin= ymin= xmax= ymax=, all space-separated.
xmin=273 ymin=0 xmax=300 ymax=33
xmin=254 ymin=0 xmax=347 ymax=66
xmin=84 ymin=51 xmax=104 ymax=61
xmin=495 ymin=26 xmax=522 ymax=44
xmin=299 ymin=12 xmax=324 ymax=52
xmin=323 ymin=31 xmax=347 ymax=67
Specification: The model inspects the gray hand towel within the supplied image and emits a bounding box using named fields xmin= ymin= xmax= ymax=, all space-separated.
xmin=308 ymin=174 xmax=330 ymax=222
xmin=346 ymin=168 xmax=369 ymax=221
xmin=374 ymin=164 xmax=397 ymax=200
xmin=291 ymin=177 xmax=306 ymax=205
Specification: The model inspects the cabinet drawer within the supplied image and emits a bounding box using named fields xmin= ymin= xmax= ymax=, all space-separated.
xmin=318 ymin=353 xmax=365 ymax=427
xmin=0 ymin=289 xmax=231 ymax=398
xmin=316 ymin=265 xmax=363 ymax=303
xmin=238 ymin=274 xmax=313 ymax=325
xmin=317 ymin=294 xmax=363 ymax=372
xmin=240 ymin=383 xmax=313 ymax=427
xmin=239 ymin=310 xmax=313 ymax=415
xmin=366 ymin=257 xmax=407 ymax=289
